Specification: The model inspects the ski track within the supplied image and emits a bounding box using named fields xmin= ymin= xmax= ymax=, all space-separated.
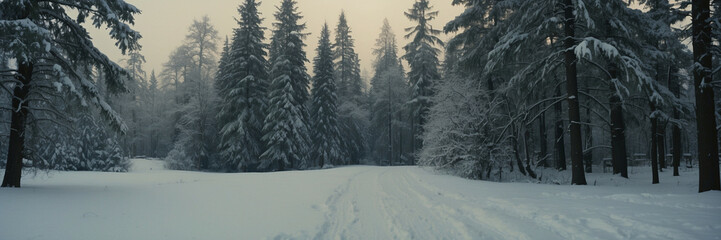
xmin=299 ymin=167 xmax=717 ymax=240
xmin=311 ymin=167 xmax=562 ymax=240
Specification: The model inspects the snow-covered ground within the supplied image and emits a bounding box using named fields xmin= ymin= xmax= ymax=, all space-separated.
xmin=1 ymin=159 xmax=719 ymax=240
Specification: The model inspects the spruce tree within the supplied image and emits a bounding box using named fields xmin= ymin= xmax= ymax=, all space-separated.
xmin=403 ymin=0 xmax=443 ymax=161
xmin=333 ymin=11 xmax=363 ymax=99
xmin=0 ymin=0 xmax=140 ymax=187
xmin=311 ymin=24 xmax=342 ymax=168
xmin=260 ymin=0 xmax=311 ymax=171
xmin=369 ymin=19 xmax=409 ymax=165
xmin=333 ymin=11 xmax=367 ymax=165
xmin=217 ymin=0 xmax=269 ymax=172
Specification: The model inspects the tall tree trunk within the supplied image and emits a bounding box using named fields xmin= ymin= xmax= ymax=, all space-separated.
xmin=554 ymin=85 xmax=567 ymax=171
xmin=388 ymin=80 xmax=393 ymax=166
xmin=411 ymin=110 xmax=416 ymax=165
xmin=398 ymin=113 xmax=403 ymax=166
xmin=539 ymin=101 xmax=549 ymax=167
xmin=651 ymin=103 xmax=660 ymax=184
xmin=563 ymin=0 xmax=587 ymax=185
xmin=670 ymin=65 xmax=681 ymax=177
xmin=658 ymin=122 xmax=667 ymax=170
xmin=583 ymin=81 xmax=593 ymax=173
xmin=609 ymin=64 xmax=628 ymax=178
xmin=672 ymin=122 xmax=681 ymax=176
xmin=523 ymin=129 xmax=537 ymax=178
xmin=655 ymin=65 xmax=666 ymax=172
xmin=2 ymin=62 xmax=32 ymax=188
xmin=692 ymin=0 xmax=720 ymax=192
xmin=584 ymin=120 xmax=593 ymax=173
xmin=512 ymin=130 xmax=527 ymax=176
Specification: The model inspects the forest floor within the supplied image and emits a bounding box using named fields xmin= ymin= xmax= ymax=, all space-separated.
xmin=0 ymin=159 xmax=719 ymax=240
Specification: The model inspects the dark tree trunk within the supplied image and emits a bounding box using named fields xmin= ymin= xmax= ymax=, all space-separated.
xmin=609 ymin=64 xmax=628 ymax=178
xmin=539 ymin=102 xmax=549 ymax=167
xmin=398 ymin=117 xmax=404 ymax=166
xmin=672 ymin=121 xmax=682 ymax=176
xmin=651 ymin=103 xmax=660 ymax=184
xmin=563 ymin=0 xmax=586 ymax=185
xmin=583 ymin=83 xmax=593 ymax=173
xmin=2 ymin=62 xmax=32 ymax=188
xmin=583 ymin=126 xmax=593 ymax=173
xmin=411 ymin=111 xmax=416 ymax=165
xmin=512 ymin=130 xmax=527 ymax=176
xmin=655 ymin=65 xmax=666 ymax=172
xmin=523 ymin=129 xmax=537 ymax=178
xmin=692 ymin=0 xmax=720 ymax=192
xmin=388 ymin=79 xmax=393 ymax=166
xmin=554 ymin=85 xmax=567 ymax=171
xmin=669 ymin=66 xmax=681 ymax=177
xmin=658 ymin=122 xmax=667 ymax=170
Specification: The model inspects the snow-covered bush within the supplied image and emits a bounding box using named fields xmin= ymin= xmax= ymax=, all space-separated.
xmin=29 ymin=115 xmax=129 ymax=172
xmin=164 ymin=148 xmax=193 ymax=171
xmin=418 ymin=71 xmax=512 ymax=180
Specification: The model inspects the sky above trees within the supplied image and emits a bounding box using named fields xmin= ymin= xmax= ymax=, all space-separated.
xmin=87 ymin=0 xmax=464 ymax=86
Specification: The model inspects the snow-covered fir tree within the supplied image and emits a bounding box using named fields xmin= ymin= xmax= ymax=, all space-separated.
xmin=311 ymin=24 xmax=343 ymax=168
xmin=259 ymin=0 xmax=312 ymax=171
xmin=216 ymin=0 xmax=269 ymax=172
xmin=334 ymin=11 xmax=363 ymax=99
xmin=369 ymin=19 xmax=410 ymax=166
xmin=117 ymin=50 xmax=146 ymax=156
xmin=143 ymin=70 xmax=163 ymax=157
xmin=402 ymin=0 xmax=443 ymax=161
xmin=0 ymin=0 xmax=140 ymax=187
xmin=333 ymin=11 xmax=368 ymax=165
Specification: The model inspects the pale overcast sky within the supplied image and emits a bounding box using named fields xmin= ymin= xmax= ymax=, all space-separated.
xmin=88 ymin=0 xmax=464 ymax=84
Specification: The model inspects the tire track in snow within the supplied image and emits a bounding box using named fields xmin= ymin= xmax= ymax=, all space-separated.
xmin=313 ymin=168 xmax=407 ymax=240
xmin=313 ymin=168 xmax=369 ymax=240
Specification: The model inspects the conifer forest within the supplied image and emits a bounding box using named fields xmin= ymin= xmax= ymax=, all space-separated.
xmin=0 ymin=1 xmax=719 ymax=239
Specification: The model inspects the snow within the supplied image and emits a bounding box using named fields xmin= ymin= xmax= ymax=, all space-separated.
xmin=0 ymin=159 xmax=719 ymax=240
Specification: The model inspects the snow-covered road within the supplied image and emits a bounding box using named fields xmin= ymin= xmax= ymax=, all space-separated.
xmin=0 ymin=159 xmax=719 ymax=240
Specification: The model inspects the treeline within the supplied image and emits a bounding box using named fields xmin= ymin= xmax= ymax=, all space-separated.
xmin=115 ymin=0 xmax=447 ymax=172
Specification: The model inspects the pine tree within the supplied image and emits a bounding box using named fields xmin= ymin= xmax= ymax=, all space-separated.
xmin=403 ymin=0 xmax=443 ymax=162
xmin=0 ymin=0 xmax=140 ymax=187
xmin=333 ymin=11 xmax=367 ymax=165
xmin=119 ymin=50 xmax=146 ymax=157
xmin=369 ymin=19 xmax=409 ymax=165
xmin=260 ymin=0 xmax=312 ymax=171
xmin=145 ymin=70 xmax=160 ymax=157
xmin=311 ymin=24 xmax=342 ymax=168
xmin=691 ymin=0 xmax=720 ymax=192
xmin=217 ymin=0 xmax=269 ymax=172
xmin=333 ymin=11 xmax=363 ymax=99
